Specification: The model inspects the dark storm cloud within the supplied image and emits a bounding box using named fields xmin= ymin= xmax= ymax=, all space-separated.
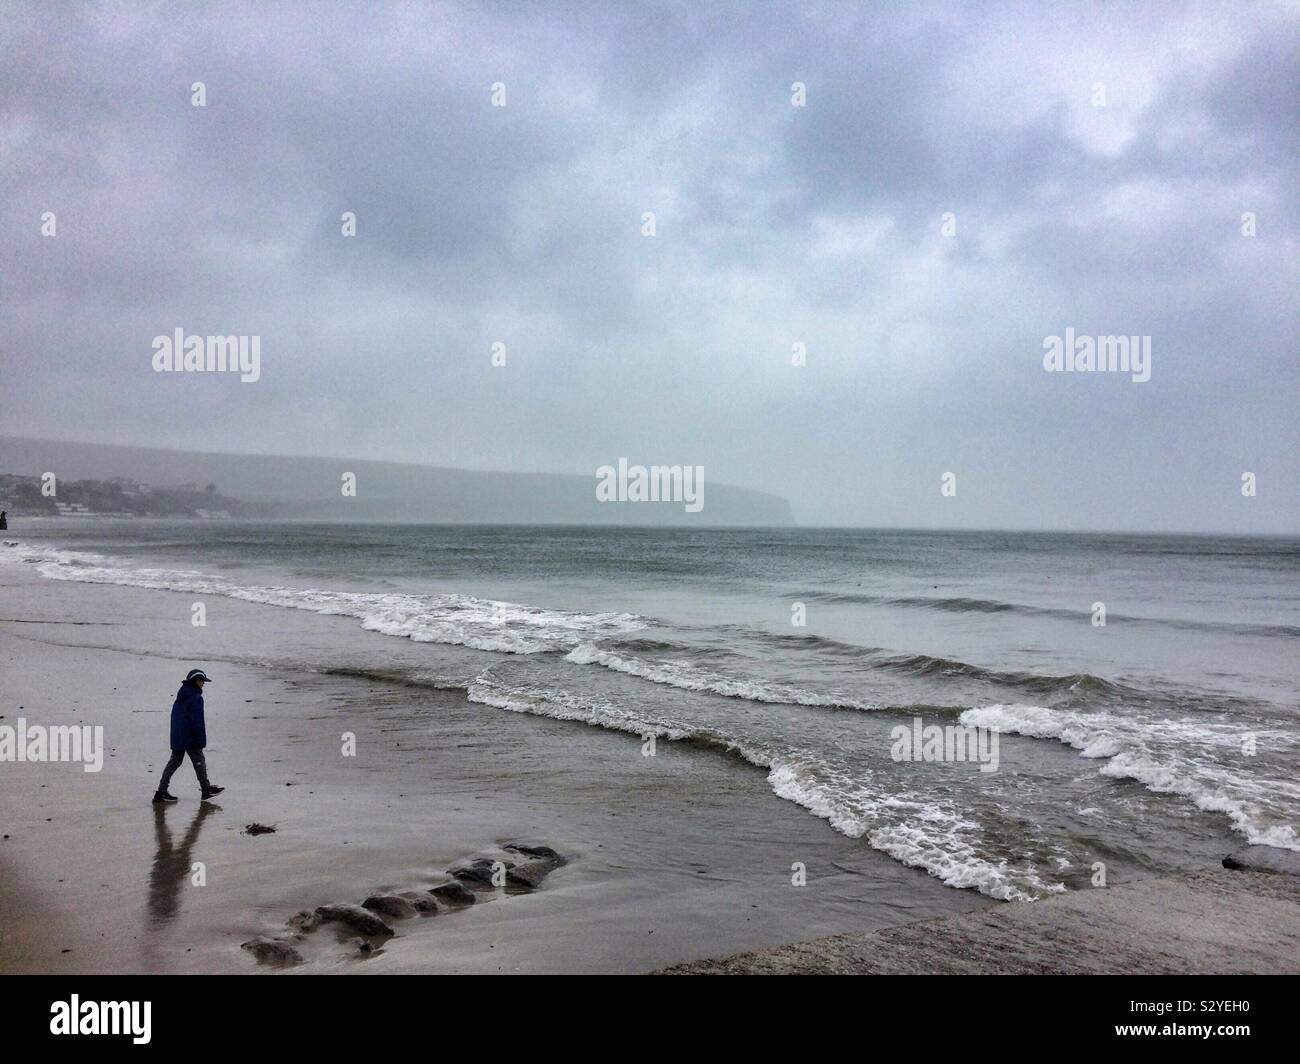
xmin=1 ymin=0 xmax=1296 ymax=531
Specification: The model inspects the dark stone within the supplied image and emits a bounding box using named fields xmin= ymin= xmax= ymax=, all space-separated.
xmin=288 ymin=908 xmax=321 ymax=932
xmin=1223 ymin=847 xmax=1300 ymax=875
xmin=364 ymin=889 xmax=418 ymax=915
xmin=450 ymin=857 xmax=511 ymax=887
xmin=506 ymin=859 xmax=557 ymax=891
xmin=504 ymin=846 xmax=567 ymax=890
xmin=241 ymin=936 xmax=303 ymax=966
xmin=504 ymin=843 xmax=560 ymax=860
xmin=397 ymin=890 xmax=440 ymax=914
xmin=315 ymin=903 xmax=394 ymax=937
xmin=428 ymin=880 xmax=477 ymax=906
xmin=362 ymin=893 xmax=418 ymax=919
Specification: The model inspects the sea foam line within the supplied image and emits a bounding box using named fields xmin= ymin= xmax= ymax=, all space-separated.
xmin=565 ymin=641 xmax=877 ymax=711
xmin=961 ymin=703 xmax=1300 ymax=851
xmin=0 ymin=542 xmax=644 ymax=654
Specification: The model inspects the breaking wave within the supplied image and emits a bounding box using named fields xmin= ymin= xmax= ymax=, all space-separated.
xmin=961 ymin=703 xmax=1300 ymax=851
xmin=0 ymin=542 xmax=645 ymax=654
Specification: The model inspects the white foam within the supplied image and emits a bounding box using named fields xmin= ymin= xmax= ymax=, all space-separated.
xmin=565 ymin=641 xmax=876 ymax=711
xmin=1099 ymin=750 xmax=1300 ymax=850
xmin=962 ymin=703 xmax=1300 ymax=851
xmin=766 ymin=759 xmax=1064 ymax=901
xmin=0 ymin=541 xmax=645 ymax=654
xmin=471 ymin=674 xmax=1062 ymax=901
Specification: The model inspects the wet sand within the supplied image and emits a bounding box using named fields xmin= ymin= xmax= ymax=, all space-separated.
xmin=0 ymin=559 xmax=985 ymax=973
xmin=664 ymin=867 xmax=1300 ymax=973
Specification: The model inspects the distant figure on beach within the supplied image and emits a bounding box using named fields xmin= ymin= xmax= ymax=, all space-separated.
xmin=0 ymin=511 xmax=7 ymax=530
xmin=153 ymin=669 xmax=225 ymax=804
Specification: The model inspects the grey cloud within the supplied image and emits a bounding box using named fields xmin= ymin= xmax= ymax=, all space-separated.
xmin=0 ymin=0 xmax=1296 ymax=532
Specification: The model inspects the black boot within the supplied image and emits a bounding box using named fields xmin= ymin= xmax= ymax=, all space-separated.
xmin=152 ymin=790 xmax=179 ymax=804
xmin=201 ymin=785 xmax=225 ymax=801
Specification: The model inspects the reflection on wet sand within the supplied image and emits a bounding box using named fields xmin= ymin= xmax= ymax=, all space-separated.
xmin=148 ymin=803 xmax=218 ymax=927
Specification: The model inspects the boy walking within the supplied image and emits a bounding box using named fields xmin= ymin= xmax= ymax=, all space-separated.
xmin=153 ymin=669 xmax=225 ymax=803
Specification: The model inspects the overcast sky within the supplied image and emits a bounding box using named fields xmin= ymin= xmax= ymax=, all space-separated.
xmin=2 ymin=1 xmax=1296 ymax=531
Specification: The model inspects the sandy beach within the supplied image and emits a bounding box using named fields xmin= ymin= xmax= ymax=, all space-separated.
xmin=0 ymin=557 xmax=990 ymax=974
xmin=664 ymin=867 xmax=1300 ymax=974
xmin=4 ymin=549 xmax=1298 ymax=975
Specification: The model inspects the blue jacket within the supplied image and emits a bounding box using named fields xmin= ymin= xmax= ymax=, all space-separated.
xmin=169 ymin=681 xmax=207 ymax=751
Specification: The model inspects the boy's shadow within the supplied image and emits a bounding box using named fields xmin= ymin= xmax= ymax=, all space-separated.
xmin=147 ymin=802 xmax=219 ymax=927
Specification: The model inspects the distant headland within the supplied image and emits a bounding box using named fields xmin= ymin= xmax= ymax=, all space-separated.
xmin=0 ymin=436 xmax=794 ymax=526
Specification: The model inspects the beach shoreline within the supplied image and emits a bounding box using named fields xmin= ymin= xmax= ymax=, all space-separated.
xmin=664 ymin=866 xmax=1300 ymax=974
xmin=3 ymin=540 xmax=1297 ymax=975
xmin=0 ymin=558 xmax=990 ymax=974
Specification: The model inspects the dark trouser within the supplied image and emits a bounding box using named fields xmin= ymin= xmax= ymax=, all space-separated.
xmin=159 ymin=747 xmax=210 ymax=792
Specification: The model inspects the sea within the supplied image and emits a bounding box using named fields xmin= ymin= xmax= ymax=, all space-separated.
xmin=4 ymin=522 xmax=1297 ymax=902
